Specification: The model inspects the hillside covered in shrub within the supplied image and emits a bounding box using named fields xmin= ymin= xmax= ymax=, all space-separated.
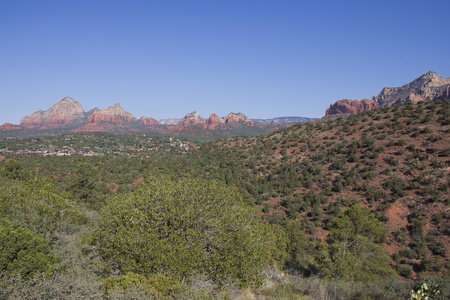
xmin=0 ymin=99 xmax=449 ymax=299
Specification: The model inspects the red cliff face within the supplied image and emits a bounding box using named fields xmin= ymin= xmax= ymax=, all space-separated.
xmin=372 ymin=71 xmax=450 ymax=107
xmin=179 ymin=116 xmax=203 ymax=126
xmin=20 ymin=110 xmax=45 ymax=128
xmin=325 ymin=99 xmax=379 ymax=116
xmin=0 ymin=123 xmax=23 ymax=131
xmin=165 ymin=111 xmax=254 ymax=135
xmin=20 ymin=97 xmax=85 ymax=129
xmin=71 ymin=123 xmax=107 ymax=132
xmin=13 ymin=97 xmax=259 ymax=134
xmin=71 ymin=103 xmax=139 ymax=132
xmin=89 ymin=103 xmax=136 ymax=126
xmin=225 ymin=112 xmax=254 ymax=126
xmin=325 ymin=72 xmax=450 ymax=118
xmin=90 ymin=113 xmax=123 ymax=124
xmin=205 ymin=113 xmax=223 ymax=129
xmin=178 ymin=111 xmax=205 ymax=127
xmin=139 ymin=116 xmax=160 ymax=126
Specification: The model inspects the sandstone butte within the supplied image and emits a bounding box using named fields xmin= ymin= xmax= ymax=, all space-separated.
xmin=325 ymin=99 xmax=379 ymax=116
xmin=20 ymin=97 xmax=85 ymax=128
xmin=5 ymin=98 xmax=255 ymax=134
xmin=4 ymin=71 xmax=448 ymax=131
xmin=179 ymin=111 xmax=205 ymax=127
xmin=139 ymin=116 xmax=160 ymax=126
xmin=0 ymin=123 xmax=23 ymax=131
xmin=225 ymin=112 xmax=254 ymax=126
xmin=325 ymin=71 xmax=450 ymax=117
xmin=177 ymin=111 xmax=254 ymax=129
xmin=205 ymin=113 xmax=223 ymax=129
xmin=89 ymin=103 xmax=136 ymax=124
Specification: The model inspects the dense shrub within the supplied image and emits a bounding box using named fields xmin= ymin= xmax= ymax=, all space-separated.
xmin=0 ymin=219 xmax=56 ymax=280
xmin=93 ymin=176 xmax=274 ymax=288
xmin=319 ymin=204 xmax=394 ymax=283
xmin=0 ymin=177 xmax=89 ymax=237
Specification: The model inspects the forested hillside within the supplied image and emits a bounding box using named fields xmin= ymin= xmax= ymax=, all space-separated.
xmin=194 ymin=99 xmax=450 ymax=280
xmin=0 ymin=100 xmax=449 ymax=299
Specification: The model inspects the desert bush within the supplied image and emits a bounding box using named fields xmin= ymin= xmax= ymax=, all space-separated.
xmin=0 ymin=219 xmax=56 ymax=280
xmin=93 ymin=175 xmax=275 ymax=288
xmin=0 ymin=177 xmax=89 ymax=238
xmin=319 ymin=204 xmax=394 ymax=283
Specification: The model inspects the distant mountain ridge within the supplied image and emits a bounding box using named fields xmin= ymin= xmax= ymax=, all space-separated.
xmin=326 ymin=71 xmax=450 ymax=117
xmin=252 ymin=116 xmax=318 ymax=123
xmin=160 ymin=115 xmax=314 ymax=125
xmin=1 ymin=98 xmax=294 ymax=136
xmin=20 ymin=97 xmax=87 ymax=129
xmin=3 ymin=71 xmax=447 ymax=135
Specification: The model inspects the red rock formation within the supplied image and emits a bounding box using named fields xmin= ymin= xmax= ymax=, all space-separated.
xmin=166 ymin=111 xmax=252 ymax=135
xmin=20 ymin=110 xmax=45 ymax=128
xmin=89 ymin=103 xmax=136 ymax=126
xmin=71 ymin=123 xmax=106 ymax=133
xmin=373 ymin=71 xmax=450 ymax=107
xmin=325 ymin=72 xmax=450 ymax=118
xmin=20 ymin=97 xmax=85 ymax=128
xmin=178 ymin=111 xmax=205 ymax=126
xmin=140 ymin=116 xmax=160 ymax=126
xmin=14 ymin=96 xmax=260 ymax=134
xmin=205 ymin=113 xmax=223 ymax=129
xmin=325 ymin=99 xmax=378 ymax=116
xmin=179 ymin=116 xmax=197 ymax=126
xmin=0 ymin=123 xmax=23 ymax=130
xmin=225 ymin=112 xmax=254 ymax=125
xmin=72 ymin=103 xmax=139 ymax=132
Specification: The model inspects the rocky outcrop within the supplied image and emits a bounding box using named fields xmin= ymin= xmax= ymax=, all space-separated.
xmin=372 ymin=71 xmax=450 ymax=107
xmin=252 ymin=116 xmax=317 ymax=123
xmin=20 ymin=97 xmax=85 ymax=129
xmin=71 ymin=123 xmax=108 ymax=133
xmin=73 ymin=103 xmax=139 ymax=132
xmin=20 ymin=110 xmax=45 ymax=128
xmin=8 ymin=97 xmax=259 ymax=134
xmin=179 ymin=111 xmax=205 ymax=126
xmin=205 ymin=113 xmax=224 ymax=129
xmin=225 ymin=112 xmax=253 ymax=125
xmin=325 ymin=71 xmax=450 ymax=117
xmin=164 ymin=111 xmax=256 ymax=135
xmin=139 ymin=116 xmax=160 ymax=126
xmin=0 ymin=123 xmax=23 ymax=131
xmin=89 ymin=103 xmax=136 ymax=125
xmin=158 ymin=118 xmax=181 ymax=125
xmin=325 ymin=99 xmax=379 ymax=116
xmin=86 ymin=107 xmax=101 ymax=118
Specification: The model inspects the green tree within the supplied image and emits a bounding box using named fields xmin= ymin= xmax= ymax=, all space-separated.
xmin=0 ymin=219 xmax=56 ymax=279
xmin=319 ymin=204 xmax=395 ymax=282
xmin=284 ymin=220 xmax=322 ymax=276
xmin=0 ymin=177 xmax=88 ymax=237
xmin=93 ymin=176 xmax=273 ymax=288
xmin=68 ymin=163 xmax=109 ymax=209
xmin=1 ymin=160 xmax=29 ymax=180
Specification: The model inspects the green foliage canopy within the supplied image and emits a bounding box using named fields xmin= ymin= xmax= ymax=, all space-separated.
xmin=319 ymin=204 xmax=394 ymax=282
xmin=0 ymin=219 xmax=56 ymax=279
xmin=1 ymin=160 xmax=29 ymax=180
xmin=0 ymin=177 xmax=88 ymax=237
xmin=93 ymin=176 xmax=273 ymax=288
xmin=67 ymin=162 xmax=109 ymax=209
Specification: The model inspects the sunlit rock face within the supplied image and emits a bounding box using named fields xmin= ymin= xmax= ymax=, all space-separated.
xmin=325 ymin=71 xmax=450 ymax=117
xmin=372 ymin=71 xmax=450 ymax=107
xmin=326 ymin=99 xmax=378 ymax=116
xmin=21 ymin=97 xmax=85 ymax=128
xmin=225 ymin=112 xmax=254 ymax=126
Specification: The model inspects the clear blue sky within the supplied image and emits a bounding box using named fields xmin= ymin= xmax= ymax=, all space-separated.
xmin=1 ymin=0 xmax=449 ymax=124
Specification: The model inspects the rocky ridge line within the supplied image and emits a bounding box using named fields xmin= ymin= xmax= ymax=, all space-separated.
xmin=325 ymin=71 xmax=450 ymax=117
